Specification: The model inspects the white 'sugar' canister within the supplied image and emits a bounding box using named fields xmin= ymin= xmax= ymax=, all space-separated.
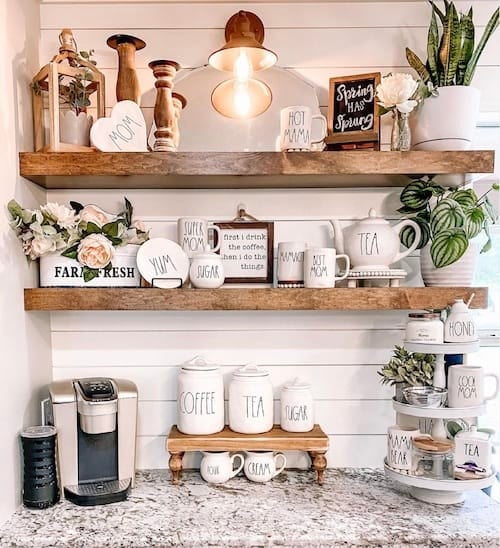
xmin=177 ymin=356 xmax=224 ymax=435
xmin=229 ymin=364 xmax=273 ymax=434
xmin=280 ymin=378 xmax=314 ymax=432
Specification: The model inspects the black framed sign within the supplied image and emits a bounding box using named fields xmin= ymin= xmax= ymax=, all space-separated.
xmin=327 ymin=72 xmax=381 ymax=147
xmin=214 ymin=221 xmax=274 ymax=284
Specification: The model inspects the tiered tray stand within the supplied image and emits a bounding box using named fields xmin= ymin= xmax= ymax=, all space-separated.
xmin=385 ymin=340 xmax=497 ymax=504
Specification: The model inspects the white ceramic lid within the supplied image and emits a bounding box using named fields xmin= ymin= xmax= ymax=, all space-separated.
xmin=181 ymin=356 xmax=219 ymax=372
xmin=357 ymin=208 xmax=389 ymax=225
xmin=136 ymin=237 xmax=189 ymax=288
xmin=232 ymin=363 xmax=269 ymax=378
xmin=455 ymin=426 xmax=490 ymax=441
xmin=282 ymin=377 xmax=311 ymax=391
xmin=191 ymin=244 xmax=222 ymax=261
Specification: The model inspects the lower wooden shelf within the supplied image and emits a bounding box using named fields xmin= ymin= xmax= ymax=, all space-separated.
xmin=23 ymin=287 xmax=487 ymax=311
xmin=165 ymin=424 xmax=329 ymax=485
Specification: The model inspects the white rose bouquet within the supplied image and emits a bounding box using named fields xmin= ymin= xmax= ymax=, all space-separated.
xmin=8 ymin=197 xmax=149 ymax=282
xmin=376 ymin=73 xmax=421 ymax=115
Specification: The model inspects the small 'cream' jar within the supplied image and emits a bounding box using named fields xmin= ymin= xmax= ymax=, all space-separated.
xmin=228 ymin=364 xmax=273 ymax=434
xmin=189 ymin=246 xmax=225 ymax=289
xmin=280 ymin=378 xmax=314 ymax=432
xmin=405 ymin=312 xmax=444 ymax=344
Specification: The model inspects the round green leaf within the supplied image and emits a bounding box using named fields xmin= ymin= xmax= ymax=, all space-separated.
xmin=430 ymin=229 xmax=468 ymax=268
xmin=430 ymin=198 xmax=465 ymax=235
xmin=463 ymin=207 xmax=485 ymax=238
xmin=448 ymin=189 xmax=477 ymax=209
xmin=400 ymin=216 xmax=431 ymax=249
xmin=400 ymin=179 xmax=434 ymax=210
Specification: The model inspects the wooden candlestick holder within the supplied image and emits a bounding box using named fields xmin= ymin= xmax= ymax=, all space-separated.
xmin=171 ymin=92 xmax=187 ymax=150
xmin=107 ymin=34 xmax=146 ymax=104
xmin=149 ymin=60 xmax=181 ymax=152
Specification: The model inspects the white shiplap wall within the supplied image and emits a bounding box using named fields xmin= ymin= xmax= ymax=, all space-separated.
xmin=39 ymin=1 xmax=500 ymax=469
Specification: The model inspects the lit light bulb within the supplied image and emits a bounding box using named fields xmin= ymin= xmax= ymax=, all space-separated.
xmin=234 ymin=50 xmax=252 ymax=82
xmin=233 ymin=81 xmax=251 ymax=117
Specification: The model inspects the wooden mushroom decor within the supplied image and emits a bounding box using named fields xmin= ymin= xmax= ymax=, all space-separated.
xmin=31 ymin=28 xmax=105 ymax=152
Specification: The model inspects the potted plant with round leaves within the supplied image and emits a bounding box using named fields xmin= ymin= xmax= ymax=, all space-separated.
xmin=405 ymin=0 xmax=499 ymax=150
xmin=398 ymin=176 xmax=499 ymax=285
xmin=378 ymin=345 xmax=435 ymax=402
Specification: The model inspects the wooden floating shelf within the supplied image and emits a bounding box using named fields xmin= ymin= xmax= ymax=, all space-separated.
xmin=166 ymin=424 xmax=329 ymax=485
xmin=19 ymin=150 xmax=495 ymax=189
xmin=24 ymin=287 xmax=488 ymax=311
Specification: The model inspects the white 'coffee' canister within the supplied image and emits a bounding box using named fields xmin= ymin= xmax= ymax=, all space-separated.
xmin=280 ymin=378 xmax=314 ymax=432
xmin=177 ymin=356 xmax=224 ymax=435
xmin=228 ymin=364 xmax=273 ymax=434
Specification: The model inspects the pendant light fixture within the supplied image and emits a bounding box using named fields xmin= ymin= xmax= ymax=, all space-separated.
xmin=208 ymin=11 xmax=277 ymax=119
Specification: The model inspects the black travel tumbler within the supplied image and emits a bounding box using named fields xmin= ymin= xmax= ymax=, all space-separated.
xmin=20 ymin=426 xmax=59 ymax=509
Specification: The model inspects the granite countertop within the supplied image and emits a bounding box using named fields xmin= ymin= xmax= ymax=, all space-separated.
xmin=1 ymin=469 xmax=499 ymax=548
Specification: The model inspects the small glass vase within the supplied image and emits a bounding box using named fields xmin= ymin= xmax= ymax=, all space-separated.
xmin=391 ymin=110 xmax=411 ymax=151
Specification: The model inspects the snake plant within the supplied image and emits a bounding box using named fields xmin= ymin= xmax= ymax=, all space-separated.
xmin=406 ymin=1 xmax=499 ymax=87
xmin=398 ymin=177 xmax=499 ymax=268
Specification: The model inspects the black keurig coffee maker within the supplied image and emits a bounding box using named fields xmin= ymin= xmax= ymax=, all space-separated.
xmin=49 ymin=378 xmax=137 ymax=506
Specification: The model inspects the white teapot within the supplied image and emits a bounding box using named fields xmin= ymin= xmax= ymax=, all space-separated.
xmin=330 ymin=208 xmax=421 ymax=271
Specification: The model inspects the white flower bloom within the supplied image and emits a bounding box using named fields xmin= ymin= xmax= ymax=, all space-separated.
xmin=376 ymin=73 xmax=419 ymax=114
xmin=77 ymin=234 xmax=115 ymax=269
xmin=31 ymin=237 xmax=56 ymax=258
xmin=80 ymin=205 xmax=114 ymax=228
xmin=131 ymin=219 xmax=146 ymax=232
xmin=41 ymin=203 xmax=79 ymax=229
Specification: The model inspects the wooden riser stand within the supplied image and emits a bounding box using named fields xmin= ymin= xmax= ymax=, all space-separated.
xmin=166 ymin=424 xmax=329 ymax=485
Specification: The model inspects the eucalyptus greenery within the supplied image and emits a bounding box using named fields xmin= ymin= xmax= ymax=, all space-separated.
xmin=378 ymin=345 xmax=435 ymax=387
xmin=406 ymin=1 xmax=499 ymax=88
xmin=398 ymin=176 xmax=499 ymax=268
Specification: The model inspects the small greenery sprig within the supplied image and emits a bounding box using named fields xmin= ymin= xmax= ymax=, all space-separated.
xmin=398 ymin=176 xmax=499 ymax=268
xmin=378 ymin=345 xmax=435 ymax=387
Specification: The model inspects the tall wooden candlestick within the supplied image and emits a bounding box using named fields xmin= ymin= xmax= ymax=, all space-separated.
xmin=107 ymin=34 xmax=146 ymax=104
xmin=172 ymin=92 xmax=187 ymax=150
xmin=149 ymin=59 xmax=181 ymax=152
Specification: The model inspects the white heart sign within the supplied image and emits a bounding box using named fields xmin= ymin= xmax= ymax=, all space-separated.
xmin=90 ymin=100 xmax=148 ymax=152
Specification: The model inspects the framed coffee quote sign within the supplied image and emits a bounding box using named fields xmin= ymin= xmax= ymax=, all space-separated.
xmin=214 ymin=221 xmax=274 ymax=284
xmin=326 ymin=72 xmax=381 ymax=149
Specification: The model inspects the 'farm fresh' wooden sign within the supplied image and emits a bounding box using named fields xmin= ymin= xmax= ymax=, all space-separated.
xmin=327 ymin=72 xmax=380 ymax=148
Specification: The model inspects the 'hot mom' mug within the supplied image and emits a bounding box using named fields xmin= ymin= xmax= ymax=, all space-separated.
xmin=280 ymin=106 xmax=327 ymax=151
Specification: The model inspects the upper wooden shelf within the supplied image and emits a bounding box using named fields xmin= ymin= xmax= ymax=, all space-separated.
xmin=24 ymin=287 xmax=487 ymax=311
xmin=19 ymin=150 xmax=495 ymax=189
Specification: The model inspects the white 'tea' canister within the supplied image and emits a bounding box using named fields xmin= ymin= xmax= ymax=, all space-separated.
xmin=228 ymin=364 xmax=273 ymax=434
xmin=177 ymin=356 xmax=224 ymax=435
xmin=280 ymin=378 xmax=314 ymax=432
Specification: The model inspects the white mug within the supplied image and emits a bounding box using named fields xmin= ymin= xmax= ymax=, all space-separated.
xmin=200 ymin=451 xmax=244 ymax=484
xmin=387 ymin=425 xmax=420 ymax=472
xmin=177 ymin=218 xmax=221 ymax=258
xmin=243 ymin=451 xmax=286 ymax=483
xmin=280 ymin=106 xmax=327 ymax=151
xmin=304 ymin=247 xmax=350 ymax=288
xmin=277 ymin=242 xmax=306 ymax=283
xmin=447 ymin=365 xmax=500 ymax=408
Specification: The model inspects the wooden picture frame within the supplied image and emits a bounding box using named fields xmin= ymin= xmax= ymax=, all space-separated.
xmin=326 ymin=72 xmax=381 ymax=147
xmin=214 ymin=221 xmax=274 ymax=284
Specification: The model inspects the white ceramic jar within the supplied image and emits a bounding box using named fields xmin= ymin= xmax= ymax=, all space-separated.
xmin=189 ymin=245 xmax=225 ymax=289
xmin=454 ymin=426 xmax=492 ymax=479
xmin=177 ymin=356 xmax=224 ymax=435
xmin=228 ymin=364 xmax=273 ymax=434
xmin=280 ymin=378 xmax=314 ymax=432
xmin=444 ymin=299 xmax=476 ymax=343
xmin=405 ymin=312 xmax=444 ymax=344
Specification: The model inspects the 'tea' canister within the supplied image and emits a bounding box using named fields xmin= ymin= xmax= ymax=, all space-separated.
xmin=177 ymin=356 xmax=224 ymax=435
xmin=228 ymin=364 xmax=273 ymax=434
xmin=280 ymin=378 xmax=314 ymax=432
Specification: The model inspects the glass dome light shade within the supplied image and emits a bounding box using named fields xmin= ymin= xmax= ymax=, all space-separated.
xmin=211 ymin=78 xmax=273 ymax=119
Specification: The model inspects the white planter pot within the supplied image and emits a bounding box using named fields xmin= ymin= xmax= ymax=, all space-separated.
xmin=420 ymin=240 xmax=478 ymax=287
xmin=39 ymin=244 xmax=141 ymax=287
xmin=411 ymin=86 xmax=480 ymax=151
xmin=59 ymin=111 xmax=93 ymax=147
